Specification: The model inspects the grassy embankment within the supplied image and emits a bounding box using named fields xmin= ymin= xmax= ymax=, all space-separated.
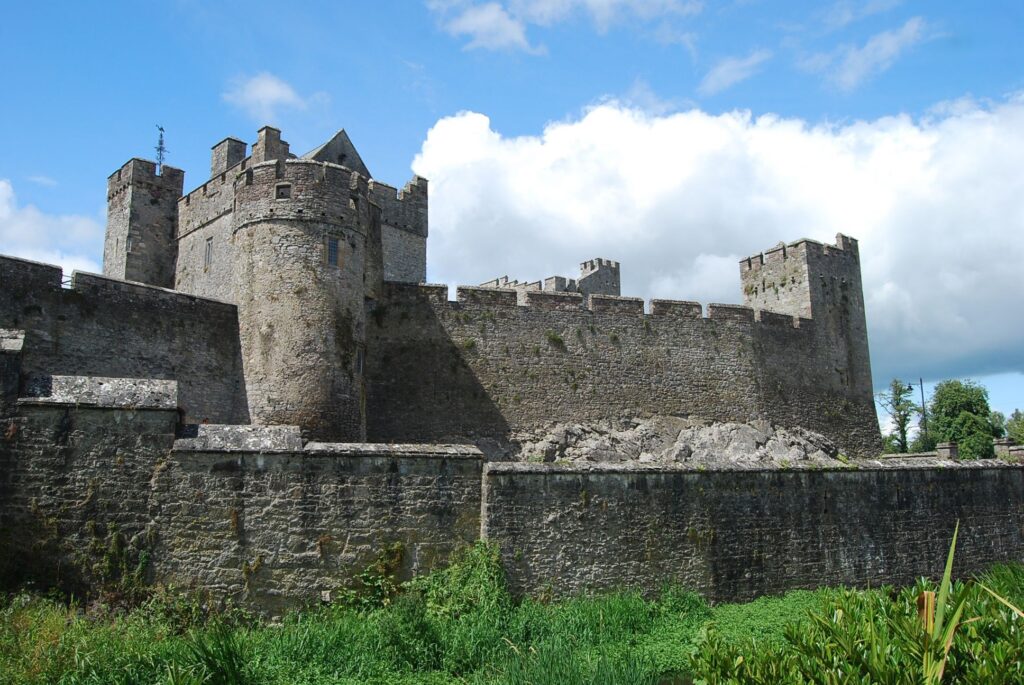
xmin=2 ymin=540 xmax=1023 ymax=684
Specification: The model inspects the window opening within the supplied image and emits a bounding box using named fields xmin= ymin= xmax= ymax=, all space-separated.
xmin=204 ymin=237 xmax=214 ymax=270
xmin=275 ymin=183 xmax=291 ymax=199
xmin=327 ymin=237 xmax=340 ymax=267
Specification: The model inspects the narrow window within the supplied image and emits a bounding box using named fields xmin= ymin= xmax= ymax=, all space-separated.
xmin=355 ymin=347 xmax=365 ymax=375
xmin=275 ymin=183 xmax=291 ymax=199
xmin=125 ymin=235 xmax=133 ymax=253
xmin=204 ymin=237 xmax=214 ymax=270
xmin=327 ymin=237 xmax=339 ymax=267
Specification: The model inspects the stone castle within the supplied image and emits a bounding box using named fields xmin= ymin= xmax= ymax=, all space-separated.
xmin=88 ymin=125 xmax=879 ymax=454
xmin=3 ymin=125 xmax=1021 ymax=613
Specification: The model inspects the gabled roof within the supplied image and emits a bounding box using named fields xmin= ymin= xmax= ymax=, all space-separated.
xmin=302 ymin=129 xmax=371 ymax=178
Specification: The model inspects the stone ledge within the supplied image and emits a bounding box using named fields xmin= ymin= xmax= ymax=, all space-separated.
xmin=19 ymin=375 xmax=177 ymax=410
xmin=174 ymin=424 xmax=303 ymax=452
xmin=0 ymin=329 xmax=24 ymax=353
xmin=304 ymin=442 xmax=483 ymax=459
xmin=485 ymin=457 xmax=1020 ymax=475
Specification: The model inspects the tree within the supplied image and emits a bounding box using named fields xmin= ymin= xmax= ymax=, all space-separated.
xmin=928 ymin=379 xmax=998 ymax=459
xmin=1008 ymin=409 xmax=1024 ymax=444
xmin=877 ymin=379 xmax=917 ymax=453
xmin=991 ymin=411 xmax=1007 ymax=439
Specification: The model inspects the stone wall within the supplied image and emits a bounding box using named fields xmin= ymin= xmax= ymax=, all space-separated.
xmin=482 ymin=461 xmax=1024 ymax=601
xmin=0 ymin=255 xmax=248 ymax=424
xmin=366 ymin=282 xmax=880 ymax=457
xmin=175 ymin=168 xmax=240 ymax=302
xmin=156 ymin=440 xmax=482 ymax=615
xmin=0 ymin=395 xmax=482 ymax=614
xmin=1 ymin=393 xmax=1021 ymax=614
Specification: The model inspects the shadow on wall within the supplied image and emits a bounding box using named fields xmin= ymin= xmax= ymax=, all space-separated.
xmin=365 ymin=287 xmax=510 ymax=443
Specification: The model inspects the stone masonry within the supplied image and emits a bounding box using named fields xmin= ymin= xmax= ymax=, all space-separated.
xmin=5 ymin=122 xmax=988 ymax=614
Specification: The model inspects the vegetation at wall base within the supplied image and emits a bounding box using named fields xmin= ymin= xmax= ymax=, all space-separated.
xmin=2 ymin=540 xmax=1023 ymax=684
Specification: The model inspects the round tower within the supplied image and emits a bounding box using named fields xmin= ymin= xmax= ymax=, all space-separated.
xmin=232 ymin=159 xmax=370 ymax=441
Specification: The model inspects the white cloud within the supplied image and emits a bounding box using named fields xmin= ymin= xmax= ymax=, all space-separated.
xmin=443 ymin=2 xmax=542 ymax=52
xmin=222 ymin=73 xmax=324 ymax=122
xmin=653 ymin=22 xmax=698 ymax=62
xmin=27 ymin=175 xmax=58 ymax=187
xmin=822 ymin=0 xmax=902 ymax=31
xmin=803 ymin=17 xmax=929 ymax=91
xmin=698 ymin=49 xmax=772 ymax=96
xmin=429 ymin=0 xmax=701 ymax=51
xmin=412 ymin=96 xmax=1024 ymax=387
xmin=0 ymin=180 xmax=103 ymax=276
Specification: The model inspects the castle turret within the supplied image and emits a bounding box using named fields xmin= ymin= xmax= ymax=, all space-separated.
xmin=741 ymin=233 xmax=877 ymax=426
xmin=103 ymin=158 xmax=184 ymax=288
xmin=231 ymin=159 xmax=370 ymax=440
xmin=578 ymin=258 xmax=620 ymax=298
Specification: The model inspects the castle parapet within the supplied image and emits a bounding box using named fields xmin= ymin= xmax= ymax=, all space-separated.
xmin=456 ymin=286 xmax=518 ymax=307
xmin=706 ymin=303 xmax=755 ymax=322
xmin=650 ymin=300 xmax=702 ymax=318
xmin=106 ymin=158 xmax=185 ymax=199
xmin=588 ymin=294 xmax=643 ymax=315
xmin=233 ymin=159 xmax=366 ymax=232
xmin=525 ymin=291 xmax=584 ymax=311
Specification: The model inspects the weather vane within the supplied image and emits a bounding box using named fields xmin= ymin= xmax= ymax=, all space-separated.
xmin=155 ymin=125 xmax=167 ymax=175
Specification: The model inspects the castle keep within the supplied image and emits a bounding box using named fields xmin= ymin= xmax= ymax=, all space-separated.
xmin=3 ymin=125 xmax=1021 ymax=612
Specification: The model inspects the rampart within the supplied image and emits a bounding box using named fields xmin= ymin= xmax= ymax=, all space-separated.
xmin=482 ymin=461 xmax=1024 ymax=601
xmin=1 ymin=387 xmax=1021 ymax=614
xmin=366 ymin=277 xmax=880 ymax=457
xmin=0 ymin=256 xmax=247 ymax=424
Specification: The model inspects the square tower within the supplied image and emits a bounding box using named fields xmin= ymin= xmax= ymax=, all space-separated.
xmin=103 ymin=158 xmax=184 ymax=288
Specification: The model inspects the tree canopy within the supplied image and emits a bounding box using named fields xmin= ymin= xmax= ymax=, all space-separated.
xmin=928 ymin=379 xmax=999 ymax=459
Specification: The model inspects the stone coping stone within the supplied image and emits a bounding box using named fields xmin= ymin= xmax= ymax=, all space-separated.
xmin=19 ymin=375 xmax=177 ymax=410
xmin=0 ymin=329 xmax=24 ymax=353
xmin=485 ymin=457 xmax=1020 ymax=475
xmin=304 ymin=442 xmax=483 ymax=459
xmin=174 ymin=424 xmax=304 ymax=452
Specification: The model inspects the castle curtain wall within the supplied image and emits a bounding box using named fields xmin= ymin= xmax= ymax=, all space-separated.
xmin=1 ymin=394 xmax=1021 ymax=614
xmin=366 ymin=283 xmax=881 ymax=458
xmin=0 ymin=255 xmax=248 ymax=424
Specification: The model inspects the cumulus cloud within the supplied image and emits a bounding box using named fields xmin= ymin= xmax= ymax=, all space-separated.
xmin=412 ymin=96 xmax=1024 ymax=387
xmin=222 ymin=73 xmax=325 ymax=122
xmin=429 ymin=0 xmax=702 ymax=51
xmin=698 ymin=49 xmax=772 ymax=96
xmin=0 ymin=179 xmax=103 ymax=275
xmin=803 ymin=17 xmax=929 ymax=91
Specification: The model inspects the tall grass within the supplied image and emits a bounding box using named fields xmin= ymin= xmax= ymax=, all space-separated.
xmin=1 ymin=540 xmax=1023 ymax=684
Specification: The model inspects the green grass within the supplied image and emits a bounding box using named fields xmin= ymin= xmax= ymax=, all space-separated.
xmin=2 ymin=543 xmax=1023 ymax=684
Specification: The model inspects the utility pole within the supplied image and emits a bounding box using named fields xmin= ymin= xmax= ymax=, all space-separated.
xmin=155 ymin=125 xmax=167 ymax=175
xmin=918 ymin=377 xmax=928 ymax=438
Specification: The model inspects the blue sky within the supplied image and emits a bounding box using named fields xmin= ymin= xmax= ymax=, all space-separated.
xmin=1 ymin=0 xmax=1022 ymax=421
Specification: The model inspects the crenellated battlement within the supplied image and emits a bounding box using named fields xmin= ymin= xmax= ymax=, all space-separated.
xmin=581 ymin=258 xmax=620 ymax=274
xmin=106 ymin=158 xmax=185 ymax=200
xmin=370 ymin=176 xmax=428 ymax=237
xmin=741 ymin=233 xmax=859 ymax=272
xmin=231 ymin=159 xmax=368 ymax=233
xmin=383 ymin=281 xmax=810 ymax=328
